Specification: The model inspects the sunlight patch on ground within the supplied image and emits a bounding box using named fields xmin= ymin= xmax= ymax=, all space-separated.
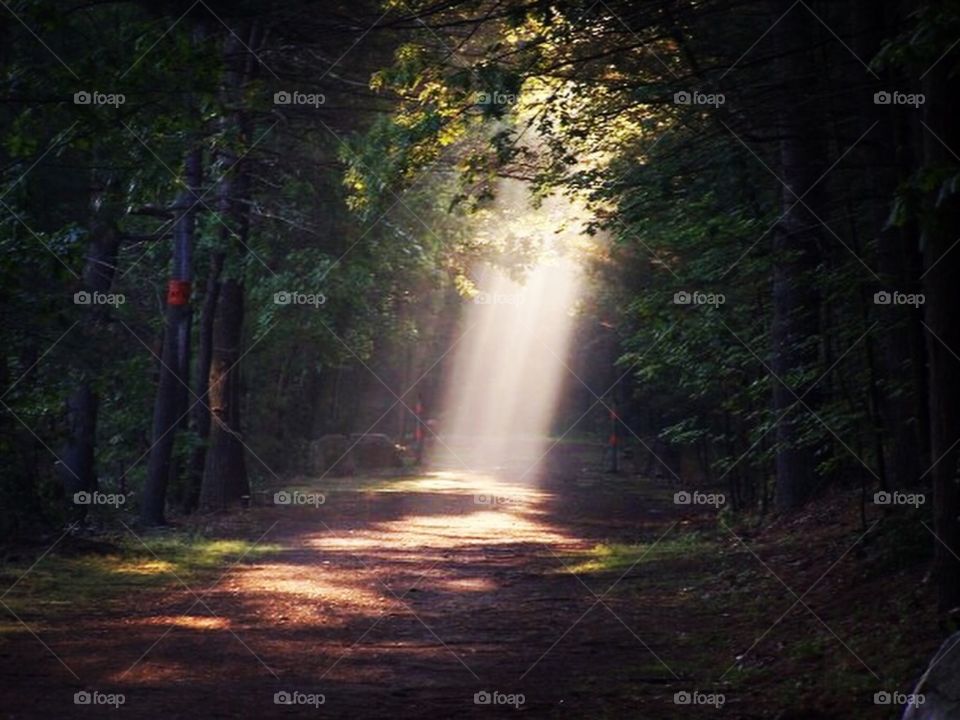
xmin=109 ymin=662 xmax=190 ymax=684
xmin=310 ymin=470 xmax=550 ymax=502
xmin=433 ymin=576 xmax=498 ymax=592
xmin=368 ymin=510 xmax=570 ymax=548
xmin=385 ymin=470 xmax=547 ymax=500
xmin=305 ymin=470 xmax=571 ymax=553
xmin=300 ymin=501 xmax=572 ymax=552
xmin=235 ymin=563 xmax=382 ymax=612
xmin=135 ymin=615 xmax=230 ymax=630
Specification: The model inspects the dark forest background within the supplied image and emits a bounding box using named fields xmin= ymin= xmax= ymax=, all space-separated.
xmin=2 ymin=0 xmax=959 ymax=624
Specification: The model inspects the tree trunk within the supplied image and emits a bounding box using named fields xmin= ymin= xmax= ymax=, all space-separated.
xmin=854 ymin=0 xmax=926 ymax=492
xmin=60 ymin=208 xmax=121 ymax=517
xmin=200 ymin=277 xmax=248 ymax=509
xmin=198 ymin=21 xmax=260 ymax=510
xmin=183 ymin=250 xmax=224 ymax=512
xmin=141 ymin=147 xmax=202 ymax=525
xmin=771 ymin=1 xmax=825 ymax=510
xmin=921 ymin=41 xmax=960 ymax=613
xmin=60 ymin=384 xmax=98 ymax=516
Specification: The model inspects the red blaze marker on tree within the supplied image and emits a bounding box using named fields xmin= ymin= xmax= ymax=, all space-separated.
xmin=167 ymin=279 xmax=191 ymax=306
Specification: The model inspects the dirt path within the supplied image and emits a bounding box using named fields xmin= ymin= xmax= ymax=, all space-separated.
xmin=0 ymin=459 xmax=916 ymax=719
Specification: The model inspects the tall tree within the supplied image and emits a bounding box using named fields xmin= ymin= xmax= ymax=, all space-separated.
xmin=59 ymin=175 xmax=122 ymax=515
xmin=199 ymin=22 xmax=260 ymax=510
xmin=919 ymin=0 xmax=960 ymax=612
xmin=766 ymin=2 xmax=826 ymax=510
xmin=141 ymin=145 xmax=202 ymax=525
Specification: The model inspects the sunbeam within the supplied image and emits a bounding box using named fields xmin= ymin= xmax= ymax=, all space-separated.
xmin=430 ymin=181 xmax=588 ymax=479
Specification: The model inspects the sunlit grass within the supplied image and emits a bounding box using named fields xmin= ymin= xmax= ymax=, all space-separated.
xmin=559 ymin=534 xmax=710 ymax=575
xmin=0 ymin=534 xmax=282 ymax=629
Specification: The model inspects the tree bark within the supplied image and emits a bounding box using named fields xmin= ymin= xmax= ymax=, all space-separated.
xmin=854 ymin=0 xmax=927 ymax=492
xmin=183 ymin=250 xmax=224 ymax=512
xmin=771 ymin=1 xmax=826 ymax=510
xmin=200 ymin=277 xmax=248 ymax=509
xmin=141 ymin=147 xmax=202 ymax=525
xmin=921 ymin=35 xmax=960 ymax=613
xmin=198 ymin=21 xmax=260 ymax=510
xmin=60 ymin=206 xmax=121 ymax=518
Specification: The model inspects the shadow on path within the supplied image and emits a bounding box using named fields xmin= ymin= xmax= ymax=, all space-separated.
xmin=1 ymin=457 xmax=749 ymax=719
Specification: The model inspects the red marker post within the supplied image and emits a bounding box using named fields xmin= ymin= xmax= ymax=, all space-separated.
xmin=607 ymin=404 xmax=619 ymax=473
xmin=414 ymin=398 xmax=425 ymax=465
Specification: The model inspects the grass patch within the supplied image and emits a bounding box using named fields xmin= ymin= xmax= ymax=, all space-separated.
xmin=0 ymin=533 xmax=282 ymax=628
xmin=560 ymin=532 xmax=712 ymax=575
